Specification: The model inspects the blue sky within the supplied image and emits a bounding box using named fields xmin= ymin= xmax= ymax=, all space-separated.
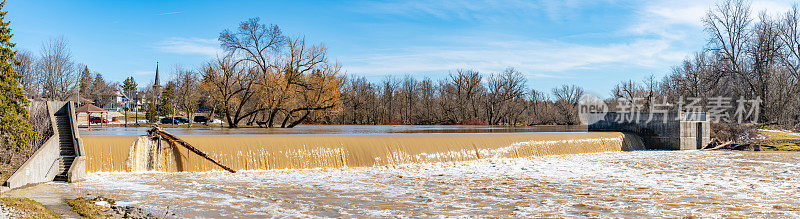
xmin=6 ymin=0 xmax=796 ymax=96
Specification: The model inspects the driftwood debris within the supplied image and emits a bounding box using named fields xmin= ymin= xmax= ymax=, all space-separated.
xmin=701 ymin=138 xmax=762 ymax=151
xmin=147 ymin=125 xmax=237 ymax=173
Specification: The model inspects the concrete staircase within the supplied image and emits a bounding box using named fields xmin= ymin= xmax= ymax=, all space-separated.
xmin=54 ymin=114 xmax=76 ymax=182
xmin=5 ymin=101 xmax=86 ymax=189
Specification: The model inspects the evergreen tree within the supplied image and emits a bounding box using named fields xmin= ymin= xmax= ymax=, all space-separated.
xmin=90 ymin=72 xmax=113 ymax=106
xmin=0 ymin=1 xmax=35 ymax=150
xmin=122 ymin=76 xmax=137 ymax=95
xmin=158 ymin=81 xmax=176 ymax=116
xmin=122 ymin=76 xmax=137 ymax=111
xmin=78 ymin=65 xmax=92 ymax=98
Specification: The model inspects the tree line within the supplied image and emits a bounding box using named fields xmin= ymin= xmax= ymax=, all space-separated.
xmin=330 ymin=70 xmax=585 ymax=126
xmin=15 ymin=36 xmax=119 ymax=107
xmin=147 ymin=18 xmax=588 ymax=127
xmin=11 ymin=0 xmax=800 ymax=130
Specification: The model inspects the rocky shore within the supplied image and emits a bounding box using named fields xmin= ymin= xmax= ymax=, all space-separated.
xmin=67 ymin=196 xmax=163 ymax=218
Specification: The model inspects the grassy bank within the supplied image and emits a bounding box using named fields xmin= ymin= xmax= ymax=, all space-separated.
xmin=0 ymin=197 xmax=58 ymax=218
xmin=66 ymin=198 xmax=112 ymax=218
xmin=759 ymin=129 xmax=800 ymax=151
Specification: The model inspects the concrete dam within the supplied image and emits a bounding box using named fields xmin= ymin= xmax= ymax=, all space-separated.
xmin=5 ymin=101 xmax=708 ymax=189
xmin=82 ymin=132 xmax=645 ymax=172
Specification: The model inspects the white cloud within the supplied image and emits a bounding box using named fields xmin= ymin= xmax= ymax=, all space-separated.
xmin=356 ymin=0 xmax=614 ymax=23
xmin=630 ymin=0 xmax=796 ymax=39
xmin=751 ymin=0 xmax=795 ymax=15
xmin=341 ymin=38 xmax=683 ymax=78
xmin=344 ymin=0 xmax=693 ymax=79
xmin=133 ymin=70 xmax=153 ymax=76
xmin=157 ymin=11 xmax=183 ymax=16
xmin=156 ymin=37 xmax=222 ymax=57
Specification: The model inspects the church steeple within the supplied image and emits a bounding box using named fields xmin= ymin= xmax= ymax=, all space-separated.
xmin=154 ymin=61 xmax=161 ymax=87
xmin=152 ymin=61 xmax=162 ymax=95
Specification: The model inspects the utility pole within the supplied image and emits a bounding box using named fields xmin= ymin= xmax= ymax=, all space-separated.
xmin=135 ymin=92 xmax=139 ymax=126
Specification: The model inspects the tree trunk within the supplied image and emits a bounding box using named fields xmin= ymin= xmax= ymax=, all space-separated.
xmin=266 ymin=108 xmax=279 ymax=128
xmin=226 ymin=110 xmax=237 ymax=128
xmin=281 ymin=110 xmax=294 ymax=128
xmin=287 ymin=110 xmax=310 ymax=128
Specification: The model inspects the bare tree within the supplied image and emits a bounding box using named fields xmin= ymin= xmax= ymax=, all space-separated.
xmin=486 ymin=67 xmax=527 ymax=125
xmin=449 ymin=69 xmax=485 ymax=122
xmin=201 ymin=54 xmax=261 ymax=127
xmin=526 ymin=89 xmax=550 ymax=125
xmin=778 ymin=4 xmax=800 ymax=80
xmin=175 ymin=65 xmax=200 ymax=127
xmin=552 ymin=84 xmax=584 ymax=124
xmin=399 ymin=75 xmax=417 ymax=124
xmin=703 ymin=0 xmax=752 ymax=96
xmin=339 ymin=76 xmax=379 ymax=124
xmin=417 ymin=78 xmax=438 ymax=124
xmin=746 ymin=11 xmax=782 ymax=122
xmin=14 ymin=49 xmax=38 ymax=98
xmin=37 ymin=37 xmax=77 ymax=101
xmin=378 ymin=76 xmax=399 ymax=123
xmin=219 ymin=17 xmax=286 ymax=127
xmin=278 ymin=37 xmax=342 ymax=128
xmin=777 ymin=4 xmax=800 ymax=125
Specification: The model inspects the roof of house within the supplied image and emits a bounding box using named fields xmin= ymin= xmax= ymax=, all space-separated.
xmin=76 ymin=104 xmax=107 ymax=112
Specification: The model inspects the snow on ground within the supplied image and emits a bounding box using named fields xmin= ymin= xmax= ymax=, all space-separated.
xmin=759 ymin=129 xmax=800 ymax=137
xmin=58 ymin=151 xmax=800 ymax=218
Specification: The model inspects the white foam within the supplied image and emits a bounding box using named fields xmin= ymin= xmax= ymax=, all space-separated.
xmin=60 ymin=151 xmax=800 ymax=217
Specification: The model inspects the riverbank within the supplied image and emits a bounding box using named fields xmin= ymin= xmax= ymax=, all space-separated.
xmin=759 ymin=129 xmax=800 ymax=151
xmin=0 ymin=183 xmax=158 ymax=218
xmin=0 ymin=197 xmax=58 ymax=218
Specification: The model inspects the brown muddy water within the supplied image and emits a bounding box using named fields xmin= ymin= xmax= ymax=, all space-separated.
xmin=66 ymin=126 xmax=800 ymax=217
xmin=82 ymin=132 xmax=640 ymax=172
xmin=54 ymin=151 xmax=800 ymax=217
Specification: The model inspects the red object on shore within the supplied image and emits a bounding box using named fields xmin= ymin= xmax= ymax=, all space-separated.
xmin=90 ymin=117 xmax=108 ymax=124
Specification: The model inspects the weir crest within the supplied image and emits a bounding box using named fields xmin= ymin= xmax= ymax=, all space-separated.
xmin=86 ymin=132 xmax=645 ymax=173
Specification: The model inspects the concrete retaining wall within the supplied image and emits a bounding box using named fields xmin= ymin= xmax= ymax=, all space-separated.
xmin=5 ymin=101 xmax=64 ymax=188
xmin=585 ymin=112 xmax=710 ymax=150
xmin=4 ymin=136 xmax=60 ymax=188
xmin=4 ymin=101 xmax=86 ymax=188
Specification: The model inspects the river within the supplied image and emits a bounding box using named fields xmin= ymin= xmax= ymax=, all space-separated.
xmin=53 ymin=150 xmax=800 ymax=217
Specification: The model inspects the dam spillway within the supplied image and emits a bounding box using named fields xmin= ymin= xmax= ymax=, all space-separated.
xmin=82 ymin=132 xmax=644 ymax=172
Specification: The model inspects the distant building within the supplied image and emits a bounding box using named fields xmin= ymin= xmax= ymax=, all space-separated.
xmin=101 ymin=88 xmax=128 ymax=112
xmin=153 ymin=61 xmax=163 ymax=96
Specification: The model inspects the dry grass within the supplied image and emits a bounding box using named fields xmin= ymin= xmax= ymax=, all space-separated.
xmin=0 ymin=197 xmax=58 ymax=219
xmin=761 ymin=142 xmax=800 ymax=151
xmin=66 ymin=198 xmax=113 ymax=218
xmin=761 ymin=131 xmax=800 ymax=140
xmin=759 ymin=129 xmax=800 ymax=151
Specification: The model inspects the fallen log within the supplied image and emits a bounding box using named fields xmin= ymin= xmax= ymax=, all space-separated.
xmin=704 ymin=140 xmax=734 ymax=150
xmin=147 ymin=125 xmax=236 ymax=173
xmin=701 ymin=138 xmax=763 ymax=151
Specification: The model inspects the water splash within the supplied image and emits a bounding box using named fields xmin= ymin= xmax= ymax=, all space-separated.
xmin=126 ymin=136 xmax=164 ymax=172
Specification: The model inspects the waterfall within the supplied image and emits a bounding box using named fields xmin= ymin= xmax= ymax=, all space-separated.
xmin=83 ymin=132 xmax=645 ymax=173
xmin=126 ymin=136 xmax=163 ymax=172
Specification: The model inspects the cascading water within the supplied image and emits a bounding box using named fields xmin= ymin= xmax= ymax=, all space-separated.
xmin=82 ymin=132 xmax=645 ymax=173
xmin=126 ymin=136 xmax=163 ymax=172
